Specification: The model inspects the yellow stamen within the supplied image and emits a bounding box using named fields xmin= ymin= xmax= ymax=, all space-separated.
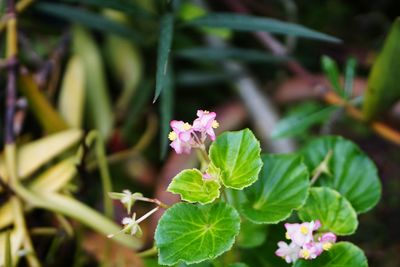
xmin=285 ymin=232 xmax=291 ymax=240
xmin=301 ymin=249 xmax=310 ymax=259
xmin=183 ymin=123 xmax=192 ymax=130
xmin=203 ymin=110 xmax=209 ymax=113
xmin=168 ymin=131 xmax=177 ymax=141
xmin=300 ymin=225 xmax=309 ymax=235
xmin=322 ymin=243 xmax=332 ymax=251
xmin=212 ymin=120 xmax=219 ymax=129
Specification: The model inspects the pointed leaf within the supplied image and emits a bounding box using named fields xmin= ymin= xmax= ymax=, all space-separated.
xmin=298 ymin=187 xmax=358 ymax=235
xmin=293 ymin=242 xmax=368 ymax=267
xmin=0 ymin=129 xmax=82 ymax=180
xmin=160 ymin=65 xmax=174 ymax=158
xmin=36 ymin=3 xmax=143 ymax=42
xmin=239 ymin=154 xmax=310 ymax=224
xmin=154 ymin=13 xmax=174 ymax=102
xmin=73 ymin=26 xmax=113 ymax=138
xmin=363 ymin=18 xmax=400 ymax=119
xmin=301 ymin=136 xmax=381 ymax=213
xmin=167 ymin=169 xmax=221 ymax=204
xmin=175 ymin=47 xmax=288 ymax=63
xmin=321 ymin=56 xmax=342 ymax=96
xmin=209 ymin=129 xmax=262 ymax=190
xmin=186 ymin=13 xmax=340 ymax=43
xmin=344 ymin=57 xmax=357 ymax=98
xmin=58 ymin=55 xmax=86 ymax=128
xmin=155 ymin=202 xmax=240 ymax=266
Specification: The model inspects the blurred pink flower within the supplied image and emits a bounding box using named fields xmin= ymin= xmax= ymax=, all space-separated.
xmin=193 ymin=110 xmax=219 ymax=141
xmin=169 ymin=120 xmax=193 ymax=154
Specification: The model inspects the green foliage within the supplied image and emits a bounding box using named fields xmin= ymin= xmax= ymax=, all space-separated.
xmin=167 ymin=169 xmax=221 ymax=204
xmin=155 ymin=202 xmax=240 ymax=266
xmin=154 ymin=13 xmax=174 ymax=102
xmin=36 ymin=2 xmax=143 ymax=42
xmin=239 ymin=154 xmax=310 ymax=224
xmin=237 ymin=220 xmax=268 ymax=249
xmin=293 ymin=242 xmax=368 ymax=267
xmin=363 ymin=17 xmax=400 ymax=119
xmin=272 ymin=103 xmax=336 ymax=139
xmin=301 ymin=136 xmax=381 ymax=213
xmin=298 ymin=187 xmax=358 ymax=235
xmin=321 ymin=56 xmax=342 ymax=96
xmin=186 ymin=13 xmax=341 ymax=43
xmin=209 ymin=129 xmax=262 ymax=190
xmin=175 ymin=47 xmax=288 ymax=63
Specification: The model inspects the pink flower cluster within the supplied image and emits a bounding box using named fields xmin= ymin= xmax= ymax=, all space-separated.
xmin=275 ymin=220 xmax=336 ymax=263
xmin=168 ymin=110 xmax=219 ymax=154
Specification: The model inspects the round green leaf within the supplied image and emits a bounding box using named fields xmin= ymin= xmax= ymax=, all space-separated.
xmin=167 ymin=169 xmax=221 ymax=204
xmin=302 ymin=136 xmax=381 ymax=213
xmin=293 ymin=242 xmax=368 ymax=267
xmin=239 ymin=154 xmax=310 ymax=224
xmin=237 ymin=220 xmax=268 ymax=248
xmin=298 ymin=187 xmax=358 ymax=235
xmin=209 ymin=129 xmax=262 ymax=190
xmin=155 ymin=202 xmax=241 ymax=266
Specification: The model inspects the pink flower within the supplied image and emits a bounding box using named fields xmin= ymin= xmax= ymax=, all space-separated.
xmin=275 ymin=241 xmax=300 ymax=263
xmin=318 ymin=232 xmax=336 ymax=251
xmin=300 ymin=242 xmax=323 ymax=260
xmin=285 ymin=220 xmax=319 ymax=247
xmin=168 ymin=120 xmax=193 ymax=154
xmin=193 ymin=110 xmax=219 ymax=141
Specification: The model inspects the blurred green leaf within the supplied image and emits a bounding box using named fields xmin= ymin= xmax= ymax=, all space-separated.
xmin=344 ymin=57 xmax=357 ymax=98
xmin=4 ymin=231 xmax=11 ymax=267
xmin=186 ymin=13 xmax=341 ymax=43
xmin=160 ymin=65 xmax=174 ymax=158
xmin=272 ymin=105 xmax=336 ymax=139
xmin=175 ymin=47 xmax=288 ymax=63
xmin=19 ymin=72 xmax=69 ymax=133
xmin=298 ymin=187 xmax=358 ymax=235
xmin=321 ymin=55 xmax=343 ymax=96
xmin=176 ymin=70 xmax=233 ymax=86
xmin=237 ymin=220 xmax=268 ymax=249
xmin=73 ymin=26 xmax=113 ymax=138
xmin=363 ymin=17 xmax=400 ymax=119
xmin=58 ymin=55 xmax=86 ymax=128
xmin=36 ymin=3 xmax=143 ymax=43
xmin=61 ymin=0 xmax=155 ymax=19
xmin=154 ymin=13 xmax=174 ymax=102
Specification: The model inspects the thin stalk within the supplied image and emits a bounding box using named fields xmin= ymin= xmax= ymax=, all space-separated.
xmin=137 ymin=246 xmax=158 ymax=258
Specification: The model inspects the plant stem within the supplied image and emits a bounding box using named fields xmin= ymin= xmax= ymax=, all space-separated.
xmin=137 ymin=246 xmax=158 ymax=258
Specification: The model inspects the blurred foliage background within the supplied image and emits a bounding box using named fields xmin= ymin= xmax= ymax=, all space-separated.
xmin=0 ymin=0 xmax=400 ymax=266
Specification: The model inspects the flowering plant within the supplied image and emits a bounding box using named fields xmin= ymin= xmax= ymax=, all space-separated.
xmin=109 ymin=110 xmax=381 ymax=267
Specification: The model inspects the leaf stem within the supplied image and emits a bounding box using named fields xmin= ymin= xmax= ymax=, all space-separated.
xmin=137 ymin=246 xmax=158 ymax=258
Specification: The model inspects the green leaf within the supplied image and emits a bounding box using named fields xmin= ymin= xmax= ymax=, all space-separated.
xmin=293 ymin=242 xmax=368 ymax=267
xmin=73 ymin=26 xmax=113 ymax=138
xmin=186 ymin=13 xmax=340 ymax=43
xmin=321 ymin=56 xmax=343 ymax=96
xmin=209 ymin=129 xmax=262 ymax=190
xmin=154 ymin=13 xmax=174 ymax=102
xmin=272 ymin=106 xmax=336 ymax=139
xmin=175 ymin=47 xmax=288 ymax=63
xmin=4 ymin=231 xmax=11 ymax=267
xmin=301 ymin=136 xmax=381 ymax=213
xmin=160 ymin=65 xmax=174 ymax=158
xmin=239 ymin=154 xmax=310 ymax=224
xmin=36 ymin=3 xmax=143 ymax=43
xmin=176 ymin=71 xmax=233 ymax=86
xmin=155 ymin=202 xmax=240 ymax=266
xmin=237 ymin=220 xmax=268 ymax=248
xmin=344 ymin=57 xmax=357 ymax=98
xmin=228 ymin=264 xmax=248 ymax=267
xmin=298 ymin=187 xmax=358 ymax=235
xmin=167 ymin=169 xmax=221 ymax=204
xmin=60 ymin=0 xmax=154 ymax=19
xmin=363 ymin=18 xmax=400 ymax=119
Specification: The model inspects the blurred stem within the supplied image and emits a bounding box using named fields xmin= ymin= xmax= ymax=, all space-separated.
xmin=4 ymin=1 xmax=41 ymax=266
xmin=137 ymin=246 xmax=158 ymax=258
xmin=0 ymin=0 xmax=34 ymax=32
